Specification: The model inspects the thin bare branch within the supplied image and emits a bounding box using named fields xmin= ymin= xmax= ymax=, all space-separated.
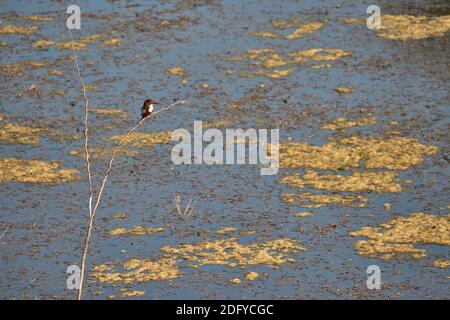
xmin=175 ymin=193 xmax=182 ymax=215
xmin=68 ymin=28 xmax=94 ymax=217
xmin=0 ymin=226 xmax=9 ymax=241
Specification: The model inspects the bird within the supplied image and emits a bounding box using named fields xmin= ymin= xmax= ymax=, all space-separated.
xmin=140 ymin=98 xmax=159 ymax=120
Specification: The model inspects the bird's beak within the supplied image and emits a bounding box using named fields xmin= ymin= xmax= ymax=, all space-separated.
xmin=153 ymin=101 xmax=160 ymax=104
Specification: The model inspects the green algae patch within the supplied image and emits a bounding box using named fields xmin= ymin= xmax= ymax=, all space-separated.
xmin=1 ymin=60 xmax=47 ymax=76
xmin=338 ymin=136 xmax=439 ymax=170
xmin=280 ymin=140 xmax=362 ymax=171
xmin=379 ymin=15 xmax=450 ymax=41
xmin=1 ymin=64 xmax=23 ymax=76
xmin=1 ymin=122 xmax=78 ymax=145
xmin=433 ymin=260 xmax=450 ymax=269
xmin=217 ymin=227 xmax=237 ymax=235
xmin=350 ymin=212 xmax=450 ymax=260
xmin=321 ymin=118 xmax=377 ymax=131
xmin=231 ymin=48 xmax=351 ymax=79
xmin=120 ymin=290 xmax=145 ymax=297
xmin=283 ymin=192 xmax=367 ymax=208
xmin=281 ymin=171 xmax=402 ymax=193
xmin=0 ymin=158 xmax=78 ymax=184
xmin=32 ymin=34 xmax=109 ymax=51
xmin=335 ymin=87 xmax=353 ymax=94
xmin=293 ymin=212 xmax=314 ymax=217
xmin=167 ymin=67 xmax=187 ymax=76
xmin=89 ymin=108 xmax=128 ymax=119
xmin=280 ymin=136 xmax=438 ymax=171
xmin=0 ymin=123 xmax=42 ymax=145
xmin=161 ymin=237 xmax=306 ymax=269
xmin=0 ymin=25 xmax=38 ymax=35
xmin=48 ymin=69 xmax=63 ymax=76
xmin=254 ymin=20 xmax=325 ymax=40
xmin=105 ymin=131 xmax=172 ymax=149
xmin=100 ymin=39 xmax=121 ymax=46
xmin=24 ymin=16 xmax=53 ymax=22
xmin=343 ymin=18 xmax=366 ymax=25
xmin=244 ymin=271 xmax=259 ymax=281
xmin=91 ymin=257 xmax=180 ymax=284
xmin=107 ymin=226 xmax=164 ymax=237
xmin=113 ymin=213 xmax=128 ymax=219
xmin=344 ymin=15 xmax=450 ymax=40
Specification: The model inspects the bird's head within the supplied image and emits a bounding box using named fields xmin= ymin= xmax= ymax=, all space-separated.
xmin=144 ymin=99 xmax=160 ymax=106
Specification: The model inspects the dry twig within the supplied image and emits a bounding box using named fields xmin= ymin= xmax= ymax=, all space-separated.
xmin=0 ymin=226 xmax=9 ymax=241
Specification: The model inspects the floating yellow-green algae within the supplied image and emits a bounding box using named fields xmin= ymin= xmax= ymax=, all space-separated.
xmin=24 ymin=16 xmax=53 ymax=22
xmin=167 ymin=67 xmax=186 ymax=76
xmin=240 ymin=69 xmax=293 ymax=79
xmin=32 ymin=34 xmax=110 ymax=51
xmin=293 ymin=212 xmax=314 ymax=217
xmin=1 ymin=60 xmax=46 ymax=76
xmin=379 ymin=15 xmax=450 ymax=41
xmin=281 ymin=171 xmax=402 ymax=193
xmin=120 ymin=290 xmax=145 ymax=297
xmin=161 ymin=238 xmax=305 ymax=269
xmin=350 ymin=212 xmax=450 ymax=260
xmin=344 ymin=15 xmax=450 ymax=40
xmin=338 ymin=136 xmax=439 ymax=170
xmin=1 ymin=64 xmax=23 ymax=76
xmin=335 ymin=87 xmax=353 ymax=94
xmin=231 ymin=48 xmax=351 ymax=79
xmin=321 ymin=118 xmax=377 ymax=131
xmin=244 ymin=271 xmax=259 ymax=281
xmin=105 ymin=131 xmax=172 ymax=148
xmin=100 ymin=39 xmax=121 ymax=46
xmin=433 ymin=260 xmax=450 ymax=269
xmin=217 ymin=227 xmax=237 ymax=235
xmin=48 ymin=69 xmax=62 ymax=76
xmin=343 ymin=17 xmax=366 ymax=25
xmin=112 ymin=213 xmax=128 ymax=219
xmin=107 ymin=226 xmax=164 ymax=237
xmin=1 ymin=122 xmax=77 ymax=145
xmin=89 ymin=108 xmax=128 ymax=119
xmin=254 ymin=20 xmax=325 ymax=40
xmin=0 ymin=158 xmax=78 ymax=184
xmin=49 ymin=89 xmax=66 ymax=96
xmin=279 ymin=136 xmax=438 ymax=171
xmin=32 ymin=40 xmax=57 ymax=49
xmin=0 ymin=25 xmax=38 ymax=35
xmin=91 ymin=257 xmax=180 ymax=284
xmin=283 ymin=192 xmax=367 ymax=208
xmin=271 ymin=18 xmax=302 ymax=29
xmin=0 ymin=123 xmax=42 ymax=145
